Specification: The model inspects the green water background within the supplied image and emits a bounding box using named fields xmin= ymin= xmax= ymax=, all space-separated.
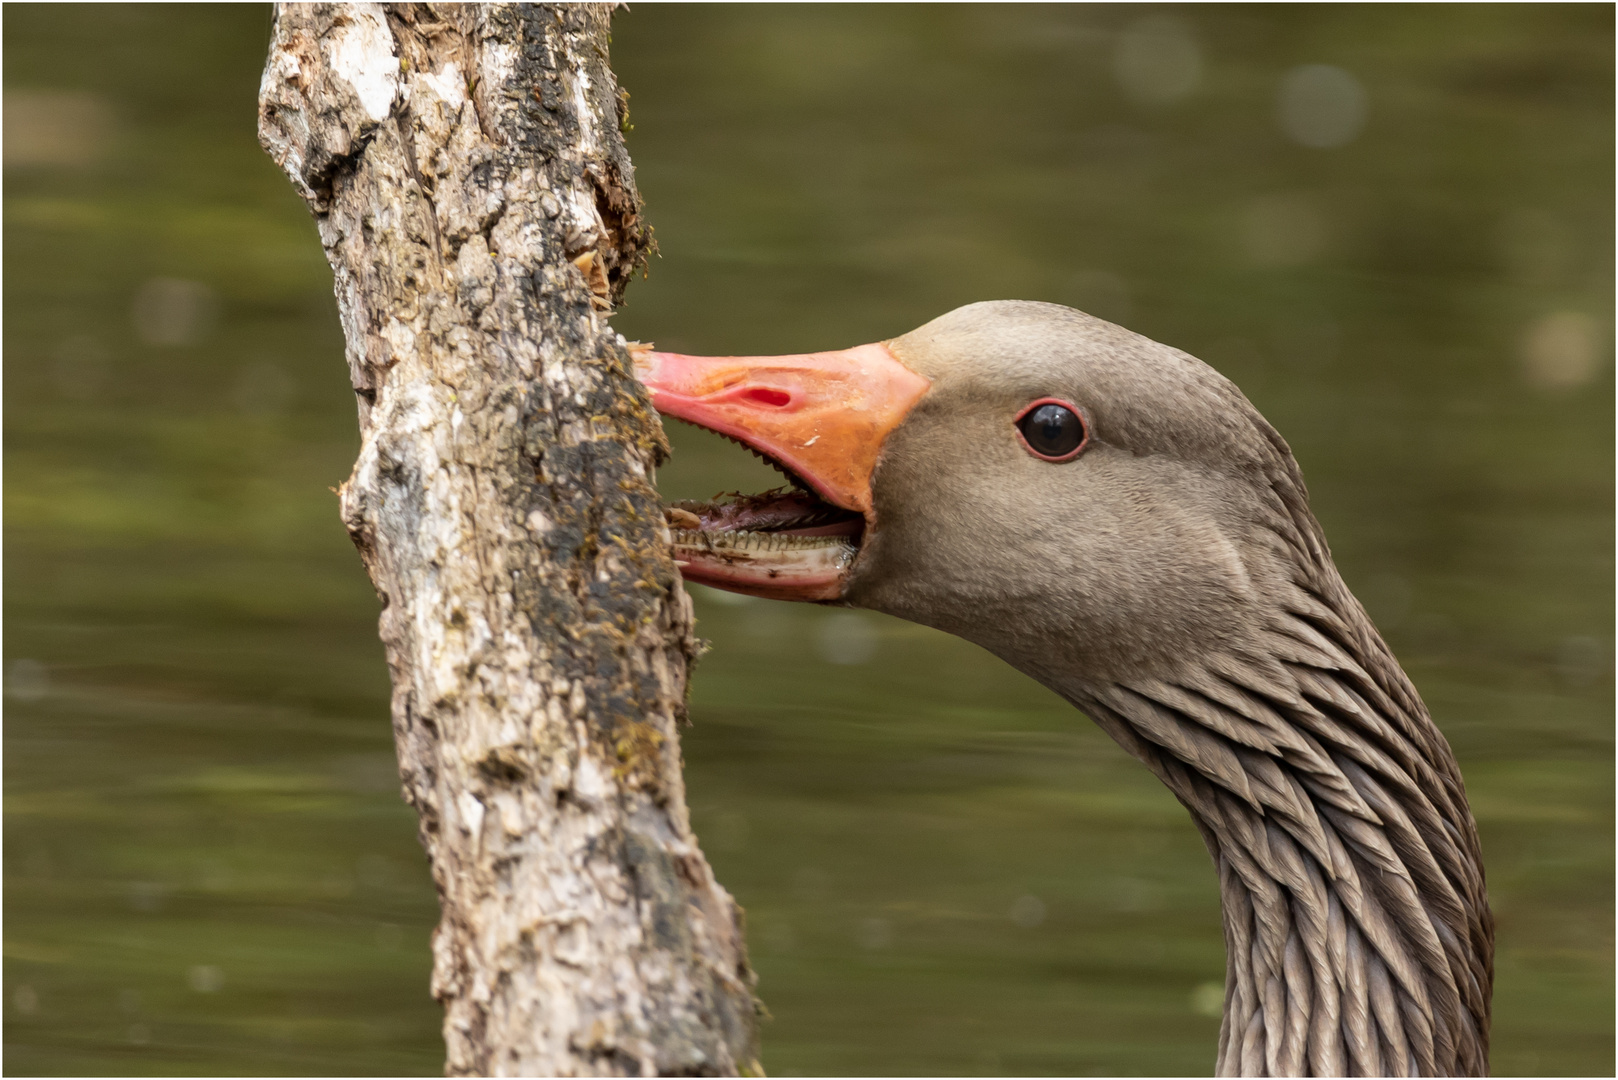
xmin=5 ymin=4 xmax=1611 ymax=1075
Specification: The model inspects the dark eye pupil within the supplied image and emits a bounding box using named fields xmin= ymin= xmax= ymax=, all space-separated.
xmin=1019 ymin=403 xmax=1084 ymax=458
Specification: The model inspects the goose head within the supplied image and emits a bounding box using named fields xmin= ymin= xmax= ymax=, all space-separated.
xmin=634 ymin=299 xmax=1492 ymax=1077
xmin=638 ymin=299 xmax=1303 ymax=694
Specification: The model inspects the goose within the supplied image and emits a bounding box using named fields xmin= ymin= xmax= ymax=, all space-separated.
xmin=632 ymin=300 xmax=1493 ymax=1077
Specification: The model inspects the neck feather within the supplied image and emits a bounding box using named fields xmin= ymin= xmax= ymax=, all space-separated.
xmin=1070 ymin=533 xmax=1493 ymax=1076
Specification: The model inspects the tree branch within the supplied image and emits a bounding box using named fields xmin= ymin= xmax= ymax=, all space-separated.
xmin=258 ymin=4 xmax=760 ymax=1074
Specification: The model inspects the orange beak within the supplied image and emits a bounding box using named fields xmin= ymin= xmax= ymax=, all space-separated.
xmin=632 ymin=343 xmax=931 ymax=515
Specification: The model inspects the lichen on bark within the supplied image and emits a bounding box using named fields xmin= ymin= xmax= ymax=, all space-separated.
xmin=258 ymin=4 xmax=760 ymax=1074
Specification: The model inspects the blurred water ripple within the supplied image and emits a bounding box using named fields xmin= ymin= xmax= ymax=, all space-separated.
xmin=5 ymin=5 xmax=1611 ymax=1076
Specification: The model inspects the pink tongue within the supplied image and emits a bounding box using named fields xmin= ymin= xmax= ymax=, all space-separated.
xmin=686 ymin=489 xmax=861 ymax=536
xmin=778 ymin=519 xmax=863 ymax=538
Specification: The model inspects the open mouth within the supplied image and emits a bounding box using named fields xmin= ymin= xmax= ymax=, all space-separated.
xmin=661 ymin=453 xmax=865 ymax=602
xmin=632 ymin=341 xmax=931 ymax=603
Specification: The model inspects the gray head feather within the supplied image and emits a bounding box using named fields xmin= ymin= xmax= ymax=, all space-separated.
xmin=848 ymin=300 xmax=1492 ymax=1077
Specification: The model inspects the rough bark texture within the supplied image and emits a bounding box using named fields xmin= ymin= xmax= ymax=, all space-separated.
xmin=258 ymin=5 xmax=761 ymax=1075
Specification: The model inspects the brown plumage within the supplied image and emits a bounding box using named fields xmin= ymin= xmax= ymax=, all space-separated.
xmin=640 ymin=300 xmax=1494 ymax=1076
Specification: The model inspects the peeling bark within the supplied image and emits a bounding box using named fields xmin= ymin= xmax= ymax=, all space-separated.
xmin=258 ymin=5 xmax=760 ymax=1075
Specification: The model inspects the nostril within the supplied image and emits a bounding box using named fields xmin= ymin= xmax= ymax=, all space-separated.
xmin=743 ymin=387 xmax=792 ymax=407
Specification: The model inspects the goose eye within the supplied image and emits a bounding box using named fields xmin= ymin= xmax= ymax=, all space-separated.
xmin=1015 ymin=399 xmax=1088 ymax=461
